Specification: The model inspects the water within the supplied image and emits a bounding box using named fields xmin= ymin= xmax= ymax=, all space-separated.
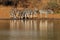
xmin=0 ymin=20 xmax=60 ymax=40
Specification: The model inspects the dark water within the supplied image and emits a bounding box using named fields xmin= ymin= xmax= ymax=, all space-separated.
xmin=0 ymin=20 xmax=60 ymax=40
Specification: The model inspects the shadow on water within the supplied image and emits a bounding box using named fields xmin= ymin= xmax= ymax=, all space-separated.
xmin=0 ymin=20 xmax=60 ymax=40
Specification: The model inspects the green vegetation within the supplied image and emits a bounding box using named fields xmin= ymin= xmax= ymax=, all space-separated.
xmin=46 ymin=2 xmax=60 ymax=14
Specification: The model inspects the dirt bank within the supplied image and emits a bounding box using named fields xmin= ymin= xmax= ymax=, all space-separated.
xmin=0 ymin=5 xmax=60 ymax=19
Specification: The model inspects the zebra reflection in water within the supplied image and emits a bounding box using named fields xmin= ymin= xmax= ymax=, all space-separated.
xmin=10 ymin=20 xmax=54 ymax=40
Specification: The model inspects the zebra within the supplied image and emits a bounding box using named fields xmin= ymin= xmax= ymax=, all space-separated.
xmin=39 ymin=9 xmax=54 ymax=18
xmin=10 ymin=8 xmax=19 ymax=19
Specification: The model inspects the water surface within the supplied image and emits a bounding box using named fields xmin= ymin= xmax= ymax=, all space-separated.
xmin=0 ymin=20 xmax=60 ymax=40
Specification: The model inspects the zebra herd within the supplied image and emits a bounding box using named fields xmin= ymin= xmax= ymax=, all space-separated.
xmin=10 ymin=8 xmax=54 ymax=19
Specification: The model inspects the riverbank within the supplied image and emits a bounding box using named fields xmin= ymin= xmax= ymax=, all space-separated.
xmin=0 ymin=5 xmax=60 ymax=19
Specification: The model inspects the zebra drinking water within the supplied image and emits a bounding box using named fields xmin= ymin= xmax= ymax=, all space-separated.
xmin=10 ymin=7 xmax=20 ymax=19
